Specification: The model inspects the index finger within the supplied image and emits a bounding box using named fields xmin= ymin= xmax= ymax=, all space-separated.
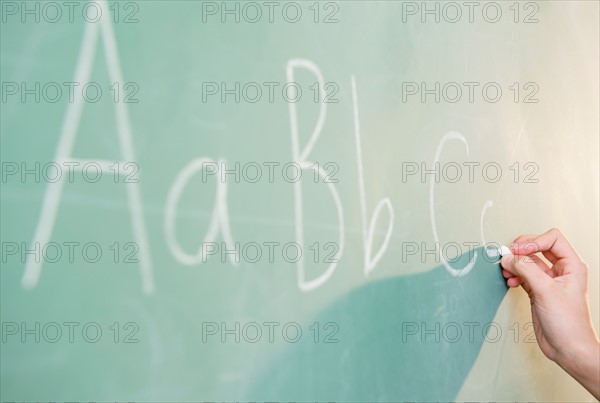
xmin=510 ymin=228 xmax=579 ymax=261
xmin=510 ymin=233 xmax=559 ymax=263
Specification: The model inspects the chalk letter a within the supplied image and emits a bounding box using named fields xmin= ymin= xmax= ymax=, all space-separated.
xmin=22 ymin=1 xmax=154 ymax=294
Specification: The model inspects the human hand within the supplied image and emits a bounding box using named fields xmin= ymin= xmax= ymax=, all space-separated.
xmin=500 ymin=228 xmax=599 ymax=400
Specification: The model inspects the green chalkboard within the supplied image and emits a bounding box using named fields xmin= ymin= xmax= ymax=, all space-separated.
xmin=1 ymin=1 xmax=599 ymax=401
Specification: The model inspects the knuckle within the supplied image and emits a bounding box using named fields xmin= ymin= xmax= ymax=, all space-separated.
xmin=523 ymin=241 xmax=538 ymax=253
xmin=549 ymin=227 xmax=562 ymax=237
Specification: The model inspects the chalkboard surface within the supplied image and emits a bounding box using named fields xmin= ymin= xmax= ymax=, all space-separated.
xmin=1 ymin=1 xmax=598 ymax=401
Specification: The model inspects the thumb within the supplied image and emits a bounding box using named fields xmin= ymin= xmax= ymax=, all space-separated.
xmin=500 ymin=254 xmax=551 ymax=293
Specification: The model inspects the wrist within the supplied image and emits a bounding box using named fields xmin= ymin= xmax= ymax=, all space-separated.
xmin=558 ymin=338 xmax=600 ymax=399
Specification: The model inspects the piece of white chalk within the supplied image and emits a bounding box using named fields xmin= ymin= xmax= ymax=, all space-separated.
xmin=485 ymin=245 xmax=513 ymax=259
xmin=499 ymin=245 xmax=512 ymax=256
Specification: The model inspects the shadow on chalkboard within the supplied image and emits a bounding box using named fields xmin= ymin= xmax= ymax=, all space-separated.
xmin=248 ymin=247 xmax=508 ymax=401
